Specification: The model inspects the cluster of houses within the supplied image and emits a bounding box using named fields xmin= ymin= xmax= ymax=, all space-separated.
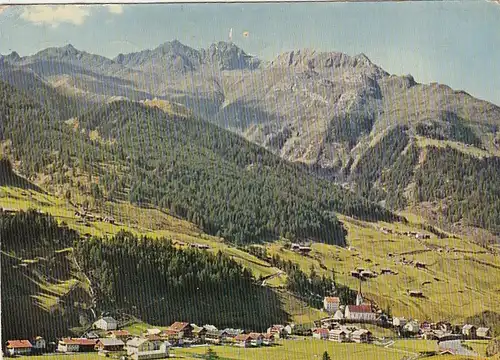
xmin=74 ymin=210 xmax=115 ymax=225
xmin=4 ymin=317 xmax=286 ymax=358
xmin=171 ymin=241 xmax=210 ymax=250
xmin=317 ymin=291 xmax=493 ymax=343
xmin=379 ymin=227 xmax=431 ymax=240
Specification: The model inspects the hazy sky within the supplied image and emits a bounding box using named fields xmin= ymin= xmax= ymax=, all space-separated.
xmin=0 ymin=1 xmax=499 ymax=104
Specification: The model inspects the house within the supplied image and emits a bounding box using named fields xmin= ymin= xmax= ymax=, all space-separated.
xmin=263 ymin=333 xmax=275 ymax=346
xmin=205 ymin=330 xmax=224 ymax=344
xmin=267 ymin=325 xmax=286 ymax=338
xmin=284 ymin=324 xmax=295 ymax=336
xmin=192 ymin=325 xmax=207 ymax=340
xmin=323 ymin=297 xmax=340 ymax=313
xmin=107 ymin=330 xmax=131 ymax=340
xmin=58 ymin=338 xmax=97 ymax=353
xmin=249 ymin=333 xmax=264 ymax=346
xmin=168 ymin=322 xmax=193 ymax=338
xmin=234 ymin=334 xmax=252 ymax=348
xmin=462 ymin=324 xmax=477 ymax=338
xmin=477 ymin=327 xmax=491 ymax=338
xmin=415 ymin=262 xmax=427 ymax=269
xmin=93 ymin=316 xmax=118 ymax=331
xmin=434 ymin=322 xmax=452 ymax=332
xmin=221 ymin=328 xmax=243 ymax=340
xmin=393 ymin=317 xmax=408 ymax=327
xmin=6 ymin=340 xmax=32 ymax=356
xmin=95 ymin=338 xmax=125 ymax=352
xmin=145 ymin=329 xmax=162 ymax=336
xmin=203 ymin=325 xmax=218 ymax=332
xmin=312 ymin=328 xmax=330 ymax=340
xmin=403 ymin=321 xmax=421 ymax=335
xmin=408 ymin=290 xmax=424 ymax=298
xmin=351 ymin=329 xmax=372 ymax=343
xmin=345 ymin=305 xmax=377 ymax=322
xmin=297 ymin=246 xmax=312 ymax=255
xmin=30 ymin=336 xmax=46 ymax=354
xmin=333 ymin=309 xmax=345 ymax=320
xmin=126 ymin=337 xmax=171 ymax=360
xmin=85 ymin=332 xmax=100 ymax=339
xmin=329 ymin=329 xmax=349 ymax=343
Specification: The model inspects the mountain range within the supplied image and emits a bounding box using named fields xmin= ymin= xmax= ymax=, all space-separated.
xmin=1 ymin=40 xmax=499 ymax=241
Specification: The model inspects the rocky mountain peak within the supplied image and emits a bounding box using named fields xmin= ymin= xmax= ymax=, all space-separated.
xmin=201 ymin=41 xmax=261 ymax=70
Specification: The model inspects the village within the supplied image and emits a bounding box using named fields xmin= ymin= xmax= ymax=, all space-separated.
xmin=4 ymin=286 xmax=493 ymax=359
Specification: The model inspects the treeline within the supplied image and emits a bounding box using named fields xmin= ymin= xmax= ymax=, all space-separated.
xmin=245 ymin=246 xmax=356 ymax=308
xmin=74 ymin=231 xmax=287 ymax=330
xmin=414 ymin=146 xmax=500 ymax=235
xmin=1 ymin=81 xmax=400 ymax=246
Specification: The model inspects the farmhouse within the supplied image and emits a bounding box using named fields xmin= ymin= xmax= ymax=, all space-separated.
xmin=403 ymin=321 xmax=421 ymax=335
xmin=408 ymin=290 xmax=424 ymax=298
xmin=323 ymin=296 xmax=340 ymax=313
xmin=205 ymin=330 xmax=224 ymax=344
xmin=462 ymin=324 xmax=477 ymax=338
xmin=312 ymin=328 xmax=330 ymax=340
xmin=93 ymin=317 xmax=118 ymax=331
xmin=192 ymin=325 xmax=207 ymax=340
xmin=126 ymin=337 xmax=171 ymax=360
xmin=95 ymin=338 xmax=125 ymax=352
xmin=393 ymin=317 xmax=408 ymax=327
xmin=345 ymin=305 xmax=377 ymax=322
xmin=351 ymin=329 xmax=372 ymax=343
xmin=329 ymin=329 xmax=349 ymax=343
xmin=267 ymin=324 xmax=286 ymax=338
xmin=477 ymin=327 xmax=491 ymax=338
xmin=6 ymin=340 xmax=32 ymax=356
xmin=58 ymin=338 xmax=97 ymax=353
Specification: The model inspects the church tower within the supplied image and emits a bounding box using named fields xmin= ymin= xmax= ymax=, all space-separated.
xmin=356 ymin=279 xmax=364 ymax=306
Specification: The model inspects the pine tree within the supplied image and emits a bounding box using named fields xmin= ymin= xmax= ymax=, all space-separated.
xmin=322 ymin=351 xmax=331 ymax=360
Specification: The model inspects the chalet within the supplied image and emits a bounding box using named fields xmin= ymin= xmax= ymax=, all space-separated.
xmin=345 ymin=305 xmax=377 ymax=322
xmin=203 ymin=325 xmax=218 ymax=332
xmin=58 ymin=338 xmax=97 ymax=353
xmin=263 ymin=333 xmax=275 ymax=346
xmin=221 ymin=328 xmax=243 ymax=339
xmin=381 ymin=268 xmax=394 ymax=275
xmin=434 ymin=322 xmax=452 ymax=332
xmin=104 ymin=217 xmax=115 ymax=224
xmin=351 ymin=329 xmax=372 ymax=343
xmin=291 ymin=243 xmax=301 ymax=251
xmin=284 ymin=324 xmax=295 ymax=336
xmin=360 ymin=270 xmax=377 ymax=278
xmin=93 ymin=317 xmax=118 ymax=331
xmin=95 ymin=338 xmax=125 ymax=352
xmin=168 ymin=322 xmax=193 ymax=338
xmin=351 ymin=271 xmax=361 ymax=278
xmin=191 ymin=325 xmax=207 ymax=340
xmin=415 ymin=262 xmax=426 ymax=269
xmin=6 ymin=340 xmax=32 ymax=356
xmin=85 ymin=332 xmax=100 ymax=339
xmin=329 ymin=329 xmax=349 ymax=343
xmin=312 ymin=328 xmax=330 ymax=340
xmin=126 ymin=337 xmax=171 ymax=360
xmin=234 ymin=334 xmax=252 ymax=348
xmin=249 ymin=333 xmax=264 ymax=346
xmin=30 ymin=336 xmax=46 ymax=354
xmin=462 ymin=324 xmax=477 ymax=338
xmin=477 ymin=327 xmax=491 ymax=338
xmin=323 ymin=297 xmax=340 ymax=313
xmin=107 ymin=330 xmax=131 ymax=340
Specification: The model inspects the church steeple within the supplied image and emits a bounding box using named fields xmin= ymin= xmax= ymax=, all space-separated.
xmin=356 ymin=279 xmax=364 ymax=306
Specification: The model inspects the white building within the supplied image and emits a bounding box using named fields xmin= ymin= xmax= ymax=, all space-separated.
xmin=93 ymin=317 xmax=118 ymax=331
xmin=323 ymin=297 xmax=340 ymax=313
xmin=333 ymin=309 xmax=345 ymax=320
xmin=126 ymin=337 xmax=171 ymax=360
xmin=393 ymin=317 xmax=408 ymax=327
xmin=345 ymin=305 xmax=377 ymax=322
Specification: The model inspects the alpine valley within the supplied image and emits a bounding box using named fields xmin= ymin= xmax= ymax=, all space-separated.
xmin=1 ymin=40 xmax=499 ymax=355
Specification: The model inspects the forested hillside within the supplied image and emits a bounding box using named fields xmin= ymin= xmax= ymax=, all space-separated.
xmin=74 ymin=230 xmax=287 ymax=330
xmin=0 ymin=79 xmax=399 ymax=246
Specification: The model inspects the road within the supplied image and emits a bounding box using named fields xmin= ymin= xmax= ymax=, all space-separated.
xmin=439 ymin=340 xmax=478 ymax=356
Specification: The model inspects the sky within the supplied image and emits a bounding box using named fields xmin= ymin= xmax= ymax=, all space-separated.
xmin=0 ymin=1 xmax=499 ymax=104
